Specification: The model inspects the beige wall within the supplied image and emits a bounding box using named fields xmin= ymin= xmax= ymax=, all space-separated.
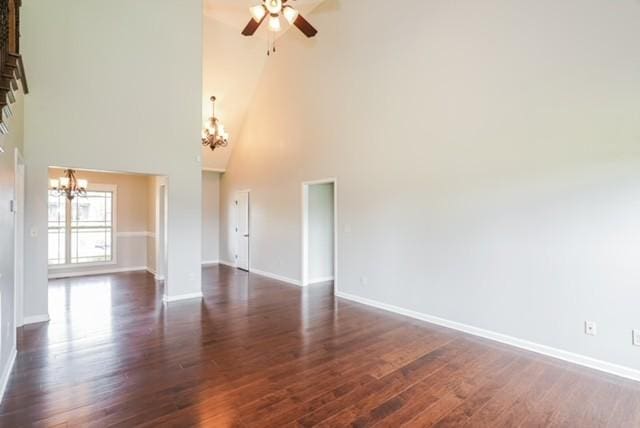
xmin=0 ymin=88 xmax=24 ymax=389
xmin=47 ymin=168 xmax=152 ymax=277
xmin=221 ymin=0 xmax=640 ymax=375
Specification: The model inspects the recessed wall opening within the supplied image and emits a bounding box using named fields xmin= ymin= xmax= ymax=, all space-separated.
xmin=46 ymin=167 xmax=167 ymax=327
xmin=302 ymin=179 xmax=337 ymax=288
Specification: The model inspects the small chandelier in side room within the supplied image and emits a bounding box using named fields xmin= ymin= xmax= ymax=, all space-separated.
xmin=49 ymin=169 xmax=88 ymax=201
xmin=202 ymin=96 xmax=229 ymax=151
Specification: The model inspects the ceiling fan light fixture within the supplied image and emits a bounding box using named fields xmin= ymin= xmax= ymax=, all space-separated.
xmin=249 ymin=4 xmax=266 ymax=22
xmin=268 ymin=15 xmax=281 ymax=32
xmin=282 ymin=6 xmax=299 ymax=25
xmin=241 ymin=0 xmax=317 ymax=41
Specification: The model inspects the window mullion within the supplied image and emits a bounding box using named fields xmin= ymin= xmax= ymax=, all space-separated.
xmin=65 ymin=197 xmax=72 ymax=264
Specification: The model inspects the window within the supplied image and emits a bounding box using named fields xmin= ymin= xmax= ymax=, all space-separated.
xmin=48 ymin=186 xmax=116 ymax=267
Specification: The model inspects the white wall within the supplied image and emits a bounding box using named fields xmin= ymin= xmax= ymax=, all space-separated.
xmin=202 ymin=171 xmax=220 ymax=262
xmin=221 ymin=0 xmax=640 ymax=375
xmin=307 ymin=183 xmax=334 ymax=282
xmin=22 ymin=0 xmax=203 ymax=313
xmin=0 ymin=88 xmax=24 ymax=395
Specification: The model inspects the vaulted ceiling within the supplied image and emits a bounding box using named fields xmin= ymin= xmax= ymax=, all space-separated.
xmin=201 ymin=0 xmax=326 ymax=171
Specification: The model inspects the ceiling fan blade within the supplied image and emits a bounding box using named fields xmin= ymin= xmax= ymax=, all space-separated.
xmin=241 ymin=16 xmax=265 ymax=36
xmin=293 ymin=14 xmax=318 ymax=38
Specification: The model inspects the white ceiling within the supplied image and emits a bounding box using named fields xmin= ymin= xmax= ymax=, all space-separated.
xmin=204 ymin=0 xmax=326 ymax=40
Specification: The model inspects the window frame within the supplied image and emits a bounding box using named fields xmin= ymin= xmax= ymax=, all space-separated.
xmin=48 ymin=183 xmax=118 ymax=270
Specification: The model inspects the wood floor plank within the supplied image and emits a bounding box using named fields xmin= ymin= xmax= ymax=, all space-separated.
xmin=0 ymin=266 xmax=638 ymax=427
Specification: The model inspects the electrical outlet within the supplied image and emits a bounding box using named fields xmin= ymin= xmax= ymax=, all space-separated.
xmin=585 ymin=321 xmax=597 ymax=336
xmin=633 ymin=330 xmax=640 ymax=347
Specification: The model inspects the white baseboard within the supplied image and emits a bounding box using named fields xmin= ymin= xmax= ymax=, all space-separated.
xmin=250 ymin=267 xmax=301 ymax=287
xmin=202 ymin=260 xmax=219 ymax=266
xmin=217 ymin=262 xmax=302 ymax=287
xmin=48 ymin=266 xmax=149 ymax=279
xmin=0 ymin=346 xmax=17 ymax=403
xmin=145 ymin=267 xmax=165 ymax=281
xmin=162 ymin=292 xmax=203 ymax=303
xmin=22 ymin=314 xmax=50 ymax=325
xmin=335 ymin=291 xmax=640 ymax=383
xmin=308 ymin=276 xmax=334 ymax=285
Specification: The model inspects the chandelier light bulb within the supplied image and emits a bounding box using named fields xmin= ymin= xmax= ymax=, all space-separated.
xmin=59 ymin=177 xmax=70 ymax=188
xmin=78 ymin=179 xmax=88 ymax=190
xmin=283 ymin=6 xmax=298 ymax=25
xmin=265 ymin=0 xmax=282 ymax=15
xmin=268 ymin=15 xmax=281 ymax=32
xmin=49 ymin=179 xmax=59 ymax=189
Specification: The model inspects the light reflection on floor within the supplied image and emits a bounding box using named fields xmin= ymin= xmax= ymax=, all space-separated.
xmin=48 ymin=276 xmax=113 ymax=344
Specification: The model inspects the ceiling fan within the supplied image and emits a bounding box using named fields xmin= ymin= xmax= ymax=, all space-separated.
xmin=242 ymin=0 xmax=318 ymax=38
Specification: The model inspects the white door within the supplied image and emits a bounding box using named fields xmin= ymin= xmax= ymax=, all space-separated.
xmin=14 ymin=154 xmax=24 ymax=327
xmin=236 ymin=191 xmax=250 ymax=271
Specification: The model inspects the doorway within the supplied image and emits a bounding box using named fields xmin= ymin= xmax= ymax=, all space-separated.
xmin=235 ymin=191 xmax=250 ymax=271
xmin=14 ymin=149 xmax=24 ymax=327
xmin=302 ymin=179 xmax=337 ymax=288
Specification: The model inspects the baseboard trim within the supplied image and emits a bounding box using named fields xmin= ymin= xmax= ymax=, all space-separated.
xmin=48 ymin=266 xmax=149 ymax=279
xmin=0 ymin=346 xmax=17 ymax=403
xmin=22 ymin=314 xmax=50 ymax=325
xmin=335 ymin=291 xmax=640 ymax=383
xmin=250 ymin=268 xmax=301 ymax=287
xmin=218 ymin=260 xmax=236 ymax=268
xmin=145 ymin=267 xmax=165 ymax=281
xmin=202 ymin=260 xmax=219 ymax=266
xmin=162 ymin=292 xmax=203 ymax=303
xmin=308 ymin=276 xmax=334 ymax=285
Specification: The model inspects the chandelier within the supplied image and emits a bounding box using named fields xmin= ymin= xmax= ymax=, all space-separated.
xmin=49 ymin=169 xmax=88 ymax=201
xmin=202 ymin=96 xmax=229 ymax=151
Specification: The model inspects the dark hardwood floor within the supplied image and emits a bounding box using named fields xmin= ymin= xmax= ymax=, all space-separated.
xmin=2 ymin=265 xmax=640 ymax=427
